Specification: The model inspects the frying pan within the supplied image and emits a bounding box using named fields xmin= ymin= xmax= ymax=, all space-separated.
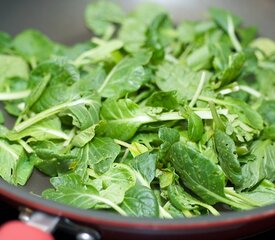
xmin=0 ymin=0 xmax=275 ymax=239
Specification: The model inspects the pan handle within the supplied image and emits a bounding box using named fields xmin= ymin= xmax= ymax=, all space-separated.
xmin=0 ymin=221 xmax=54 ymax=240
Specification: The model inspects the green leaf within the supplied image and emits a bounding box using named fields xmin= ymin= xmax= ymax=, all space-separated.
xmin=14 ymin=93 xmax=100 ymax=133
xmin=257 ymin=100 xmax=275 ymax=126
xmin=0 ymin=139 xmax=33 ymax=185
xmin=145 ymin=13 xmax=171 ymax=63
xmin=224 ymin=97 xmax=264 ymax=131
xmin=187 ymin=110 xmax=204 ymax=142
xmin=0 ymin=54 xmax=29 ymax=86
xmin=250 ymin=38 xmax=275 ymax=59
xmin=30 ymin=141 xmax=78 ymax=177
xmin=177 ymin=21 xmax=196 ymax=44
xmin=214 ymin=129 xmax=243 ymax=186
xmin=99 ymin=98 xmax=146 ymax=140
xmin=13 ymin=30 xmax=55 ymax=63
xmin=158 ymin=127 xmax=180 ymax=162
xmin=50 ymin=173 xmax=83 ymax=189
xmin=241 ymin=140 xmax=275 ymax=189
xmin=97 ymin=54 xmax=151 ymax=98
xmin=241 ymin=182 xmax=275 ymax=206
xmin=42 ymin=186 xmax=127 ymax=215
xmin=145 ymin=91 xmax=179 ymax=110
xmin=168 ymin=184 xmax=220 ymax=216
xmin=87 ymin=137 xmax=121 ymax=175
xmin=156 ymin=62 xmax=210 ymax=100
xmin=30 ymin=58 xmax=80 ymax=113
xmin=71 ymin=124 xmax=97 ymax=148
xmin=7 ymin=117 xmax=68 ymax=141
xmin=255 ymin=69 xmax=275 ymax=100
xmin=0 ymin=32 xmax=12 ymax=53
xmin=213 ymin=52 xmax=246 ymax=88
xmin=130 ymin=152 xmax=157 ymax=185
xmin=90 ymin=163 xmax=136 ymax=204
xmin=85 ymin=1 xmax=125 ymax=38
xmin=169 ymin=142 xmax=225 ymax=205
xmin=209 ymin=8 xmax=241 ymax=33
xmin=120 ymin=185 xmax=159 ymax=217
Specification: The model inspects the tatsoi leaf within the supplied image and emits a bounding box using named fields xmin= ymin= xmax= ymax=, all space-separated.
xmin=145 ymin=13 xmax=170 ymax=63
xmin=97 ymin=54 xmax=151 ymax=98
xmin=241 ymin=183 xmax=275 ymax=206
xmin=214 ymin=129 xmax=243 ymax=187
xmin=30 ymin=58 xmax=80 ymax=87
xmin=130 ymin=152 xmax=157 ymax=185
xmin=63 ymin=93 xmax=101 ymax=130
xmin=30 ymin=59 xmax=80 ymax=112
xmin=7 ymin=117 xmax=69 ymax=141
xmin=50 ymin=173 xmax=83 ymax=189
xmin=119 ymin=3 xmax=166 ymax=50
xmin=30 ymin=141 xmax=78 ymax=177
xmin=131 ymin=3 xmax=167 ymax=26
xmin=211 ymin=42 xmax=232 ymax=71
xmin=257 ymin=100 xmax=275 ymax=126
xmin=225 ymin=97 xmax=264 ymax=131
xmin=0 ymin=32 xmax=12 ymax=53
xmin=90 ymin=163 xmax=136 ymax=204
xmin=87 ymin=137 xmax=120 ymax=175
xmin=0 ymin=111 xmax=4 ymax=124
xmin=237 ymin=26 xmax=257 ymax=47
xmin=209 ymin=8 xmax=241 ymax=33
xmin=145 ymin=91 xmax=179 ymax=110
xmin=187 ymin=110 xmax=204 ymax=142
xmin=156 ymin=168 xmax=175 ymax=189
xmin=241 ymin=140 xmax=275 ymax=190
xmin=177 ymin=21 xmax=196 ymax=44
xmin=186 ymin=45 xmax=213 ymax=71
xmin=120 ymin=185 xmax=159 ymax=217
xmin=158 ymin=127 xmax=180 ymax=162
xmin=14 ymin=93 xmax=101 ymax=133
xmin=0 ymin=139 xmax=33 ymax=185
xmin=118 ymin=18 xmax=146 ymax=53
xmin=156 ymin=62 xmax=210 ymax=100
xmin=169 ymin=142 xmax=225 ymax=205
xmin=0 ymin=54 xmax=29 ymax=86
xmin=42 ymin=186 xmax=127 ymax=215
xmin=214 ymin=52 xmax=246 ymax=88
xmin=167 ymin=184 xmax=219 ymax=216
xmin=71 ymin=124 xmax=97 ymax=148
xmin=250 ymin=38 xmax=275 ymax=59
xmin=13 ymin=30 xmax=55 ymax=62
xmin=85 ymin=1 xmax=125 ymax=38
xmin=73 ymin=40 xmax=123 ymax=67
xmin=168 ymin=185 xmax=197 ymax=211
xmin=255 ymin=69 xmax=275 ymax=100
xmin=100 ymin=98 xmax=147 ymax=140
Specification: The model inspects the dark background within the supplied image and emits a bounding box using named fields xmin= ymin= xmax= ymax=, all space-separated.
xmin=0 ymin=0 xmax=275 ymax=239
xmin=1 ymin=0 xmax=275 ymax=44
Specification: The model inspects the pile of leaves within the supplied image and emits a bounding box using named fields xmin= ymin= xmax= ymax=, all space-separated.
xmin=1 ymin=1 xmax=275 ymax=218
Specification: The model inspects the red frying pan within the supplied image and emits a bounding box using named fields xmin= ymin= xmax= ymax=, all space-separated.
xmin=0 ymin=0 xmax=275 ymax=239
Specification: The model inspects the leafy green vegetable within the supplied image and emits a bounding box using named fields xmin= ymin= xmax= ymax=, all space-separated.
xmin=121 ymin=185 xmax=159 ymax=217
xmin=13 ymin=30 xmax=56 ymax=64
xmin=1 ymin=1 xmax=275 ymax=219
xmin=214 ymin=129 xmax=243 ymax=186
xmin=85 ymin=1 xmax=125 ymax=39
xmin=0 ymin=139 xmax=33 ymax=185
xmin=0 ymin=54 xmax=29 ymax=86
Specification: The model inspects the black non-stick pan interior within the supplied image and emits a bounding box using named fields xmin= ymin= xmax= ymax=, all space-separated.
xmin=1 ymin=0 xmax=275 ymax=223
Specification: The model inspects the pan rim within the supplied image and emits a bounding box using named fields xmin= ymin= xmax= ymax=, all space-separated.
xmin=1 ymin=178 xmax=275 ymax=230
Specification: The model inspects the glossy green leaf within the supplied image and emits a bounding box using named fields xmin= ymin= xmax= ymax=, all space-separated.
xmin=120 ymin=185 xmax=159 ymax=217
